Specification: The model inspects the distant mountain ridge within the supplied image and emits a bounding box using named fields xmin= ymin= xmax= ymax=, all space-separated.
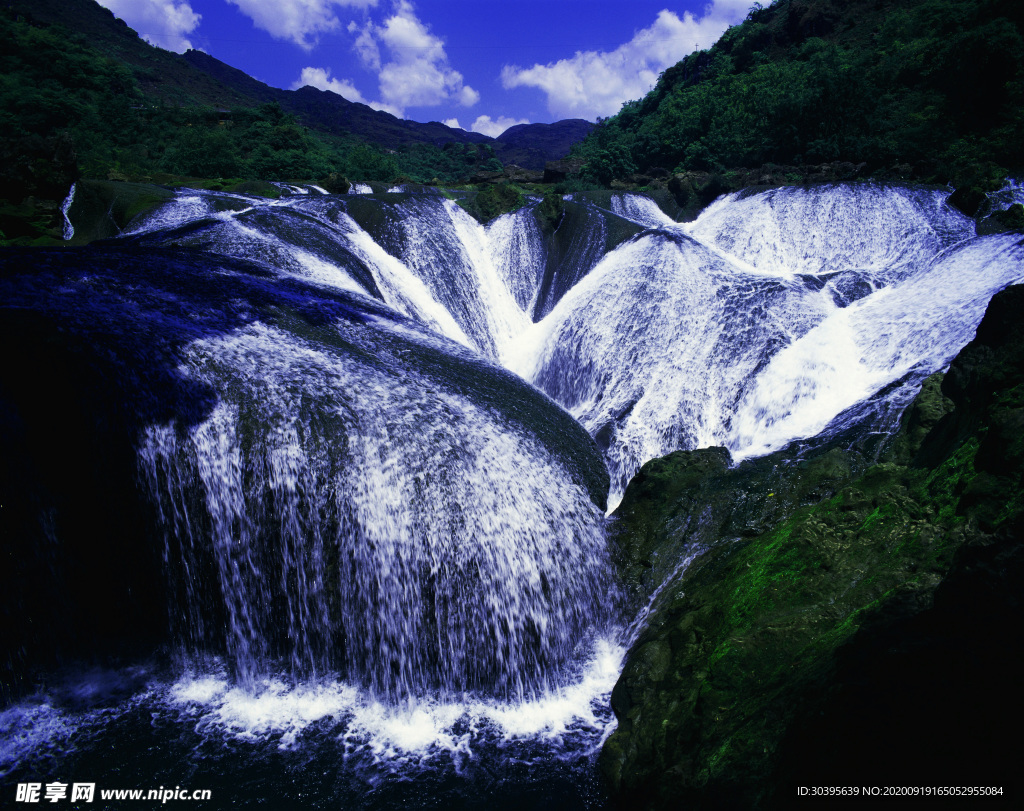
xmin=9 ymin=0 xmax=590 ymax=170
xmin=180 ymin=50 xmax=594 ymax=169
xmin=493 ymin=120 xmax=596 ymax=172
xmin=180 ymin=50 xmax=491 ymax=149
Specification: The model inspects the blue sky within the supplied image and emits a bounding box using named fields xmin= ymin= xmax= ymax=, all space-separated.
xmin=96 ymin=0 xmax=750 ymax=136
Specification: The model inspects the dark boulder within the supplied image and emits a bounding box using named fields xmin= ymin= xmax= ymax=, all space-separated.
xmin=543 ymin=159 xmax=584 ymax=184
xmin=504 ymin=165 xmax=544 ymax=184
xmin=949 ymin=185 xmax=988 ymax=217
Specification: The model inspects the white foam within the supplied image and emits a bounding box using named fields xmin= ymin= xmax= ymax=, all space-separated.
xmin=0 ymin=702 xmax=75 ymax=777
xmin=690 ymin=184 xmax=974 ymax=280
xmin=609 ymin=193 xmax=677 ymax=229
xmin=163 ymin=633 xmax=624 ymax=757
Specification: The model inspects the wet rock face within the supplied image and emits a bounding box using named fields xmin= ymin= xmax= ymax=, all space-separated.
xmin=609 ymin=443 xmax=863 ymax=611
xmin=602 ymin=284 xmax=1024 ymax=809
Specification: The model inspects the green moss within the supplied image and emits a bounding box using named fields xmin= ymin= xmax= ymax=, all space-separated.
xmin=914 ymin=436 xmax=979 ymax=523
xmin=456 ymin=182 xmax=527 ymax=223
xmin=535 ymin=190 xmax=564 ymax=234
xmin=604 ymin=381 xmax=1016 ymax=807
xmin=221 ymin=179 xmax=282 ymax=198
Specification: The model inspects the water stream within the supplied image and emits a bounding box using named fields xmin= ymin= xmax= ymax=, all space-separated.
xmin=3 ymin=181 xmax=1022 ymax=806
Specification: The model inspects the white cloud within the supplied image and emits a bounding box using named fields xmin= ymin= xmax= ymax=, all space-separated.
xmin=227 ymin=0 xmax=379 ymax=51
xmin=292 ymin=67 xmax=366 ymax=103
xmin=368 ymin=100 xmax=405 ymax=118
xmin=469 ymin=115 xmax=529 ymax=138
xmin=443 ymin=118 xmax=463 ymax=130
xmin=353 ymin=1 xmax=478 ymax=119
xmin=458 ymin=85 xmax=481 ymax=108
xmin=501 ymin=0 xmax=749 ymax=120
xmin=96 ymin=0 xmax=200 ymax=53
xmin=348 ymin=21 xmax=381 ymax=71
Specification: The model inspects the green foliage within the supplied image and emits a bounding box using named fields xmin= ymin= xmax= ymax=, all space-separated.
xmin=1 ymin=2 xmax=515 ymax=203
xmin=393 ymin=142 xmax=503 ymax=184
xmin=458 ymin=183 xmax=527 ymax=223
xmin=0 ymin=8 xmax=439 ymax=193
xmin=344 ymin=144 xmax=399 ymax=181
xmin=573 ymin=0 xmax=1024 ymax=187
xmin=535 ymin=191 xmax=565 ymax=233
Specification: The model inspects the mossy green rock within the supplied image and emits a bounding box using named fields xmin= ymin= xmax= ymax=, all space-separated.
xmin=458 ymin=182 xmax=527 ymax=223
xmin=611 ymin=444 xmax=861 ymax=608
xmin=66 ymin=179 xmax=174 ymax=243
xmin=603 ymin=285 xmax=1024 ymax=808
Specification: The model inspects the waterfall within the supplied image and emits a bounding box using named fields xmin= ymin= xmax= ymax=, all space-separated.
xmin=688 ymin=184 xmax=975 ymax=280
xmin=508 ymin=229 xmax=830 ymax=504
xmin=111 ymin=182 xmax=1024 ymax=511
xmin=0 ymin=238 xmax=612 ymax=699
xmin=486 ymin=203 xmax=547 ymax=314
xmin=4 ymin=180 xmax=1023 ymax=797
xmin=60 ymin=182 xmax=76 ymax=241
xmin=609 ymin=193 xmax=677 ymax=229
xmin=728 ymin=233 xmax=1024 ymax=459
xmin=137 ymin=313 xmax=612 ymax=697
xmin=513 ymin=185 xmax=1023 ymax=507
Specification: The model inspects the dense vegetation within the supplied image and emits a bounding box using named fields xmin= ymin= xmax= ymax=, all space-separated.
xmin=7 ymin=0 xmax=1024 ymax=241
xmin=573 ymin=0 xmax=1024 ymax=191
xmin=0 ymin=6 xmax=507 ymax=242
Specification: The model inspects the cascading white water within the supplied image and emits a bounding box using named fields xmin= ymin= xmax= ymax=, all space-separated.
xmin=5 ymin=181 xmax=1023 ymax=800
xmin=507 ymin=229 xmax=831 ymax=504
xmin=688 ymin=184 xmax=975 ymax=280
xmin=60 ymin=182 xmax=76 ymax=241
xmin=121 ymin=182 xmax=1024 ymax=512
xmin=516 ymin=185 xmax=1023 ymax=507
xmin=486 ymin=203 xmax=547 ymax=315
xmin=609 ymin=194 xmax=677 ymax=229
xmin=137 ymin=311 xmax=611 ymax=699
xmin=122 ymin=190 xmax=534 ymax=360
xmin=0 ymin=234 xmax=619 ymax=788
xmin=728 ymin=232 xmax=1024 ymax=458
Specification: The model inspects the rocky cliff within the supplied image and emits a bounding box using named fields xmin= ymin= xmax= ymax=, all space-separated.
xmin=602 ymin=282 xmax=1024 ymax=807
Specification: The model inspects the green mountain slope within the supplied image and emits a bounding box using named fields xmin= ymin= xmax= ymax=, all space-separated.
xmin=4 ymin=0 xmax=587 ymax=172
xmin=574 ymin=0 xmax=1024 ymax=197
xmin=0 ymin=0 xmax=597 ymax=243
xmin=5 ymin=0 xmax=253 ymax=109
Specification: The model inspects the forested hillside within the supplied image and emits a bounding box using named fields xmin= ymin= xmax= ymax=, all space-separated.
xmin=0 ymin=1 xmax=509 ymax=178
xmin=0 ymin=1 xmax=513 ymax=241
xmin=573 ymin=0 xmax=1024 ymax=198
